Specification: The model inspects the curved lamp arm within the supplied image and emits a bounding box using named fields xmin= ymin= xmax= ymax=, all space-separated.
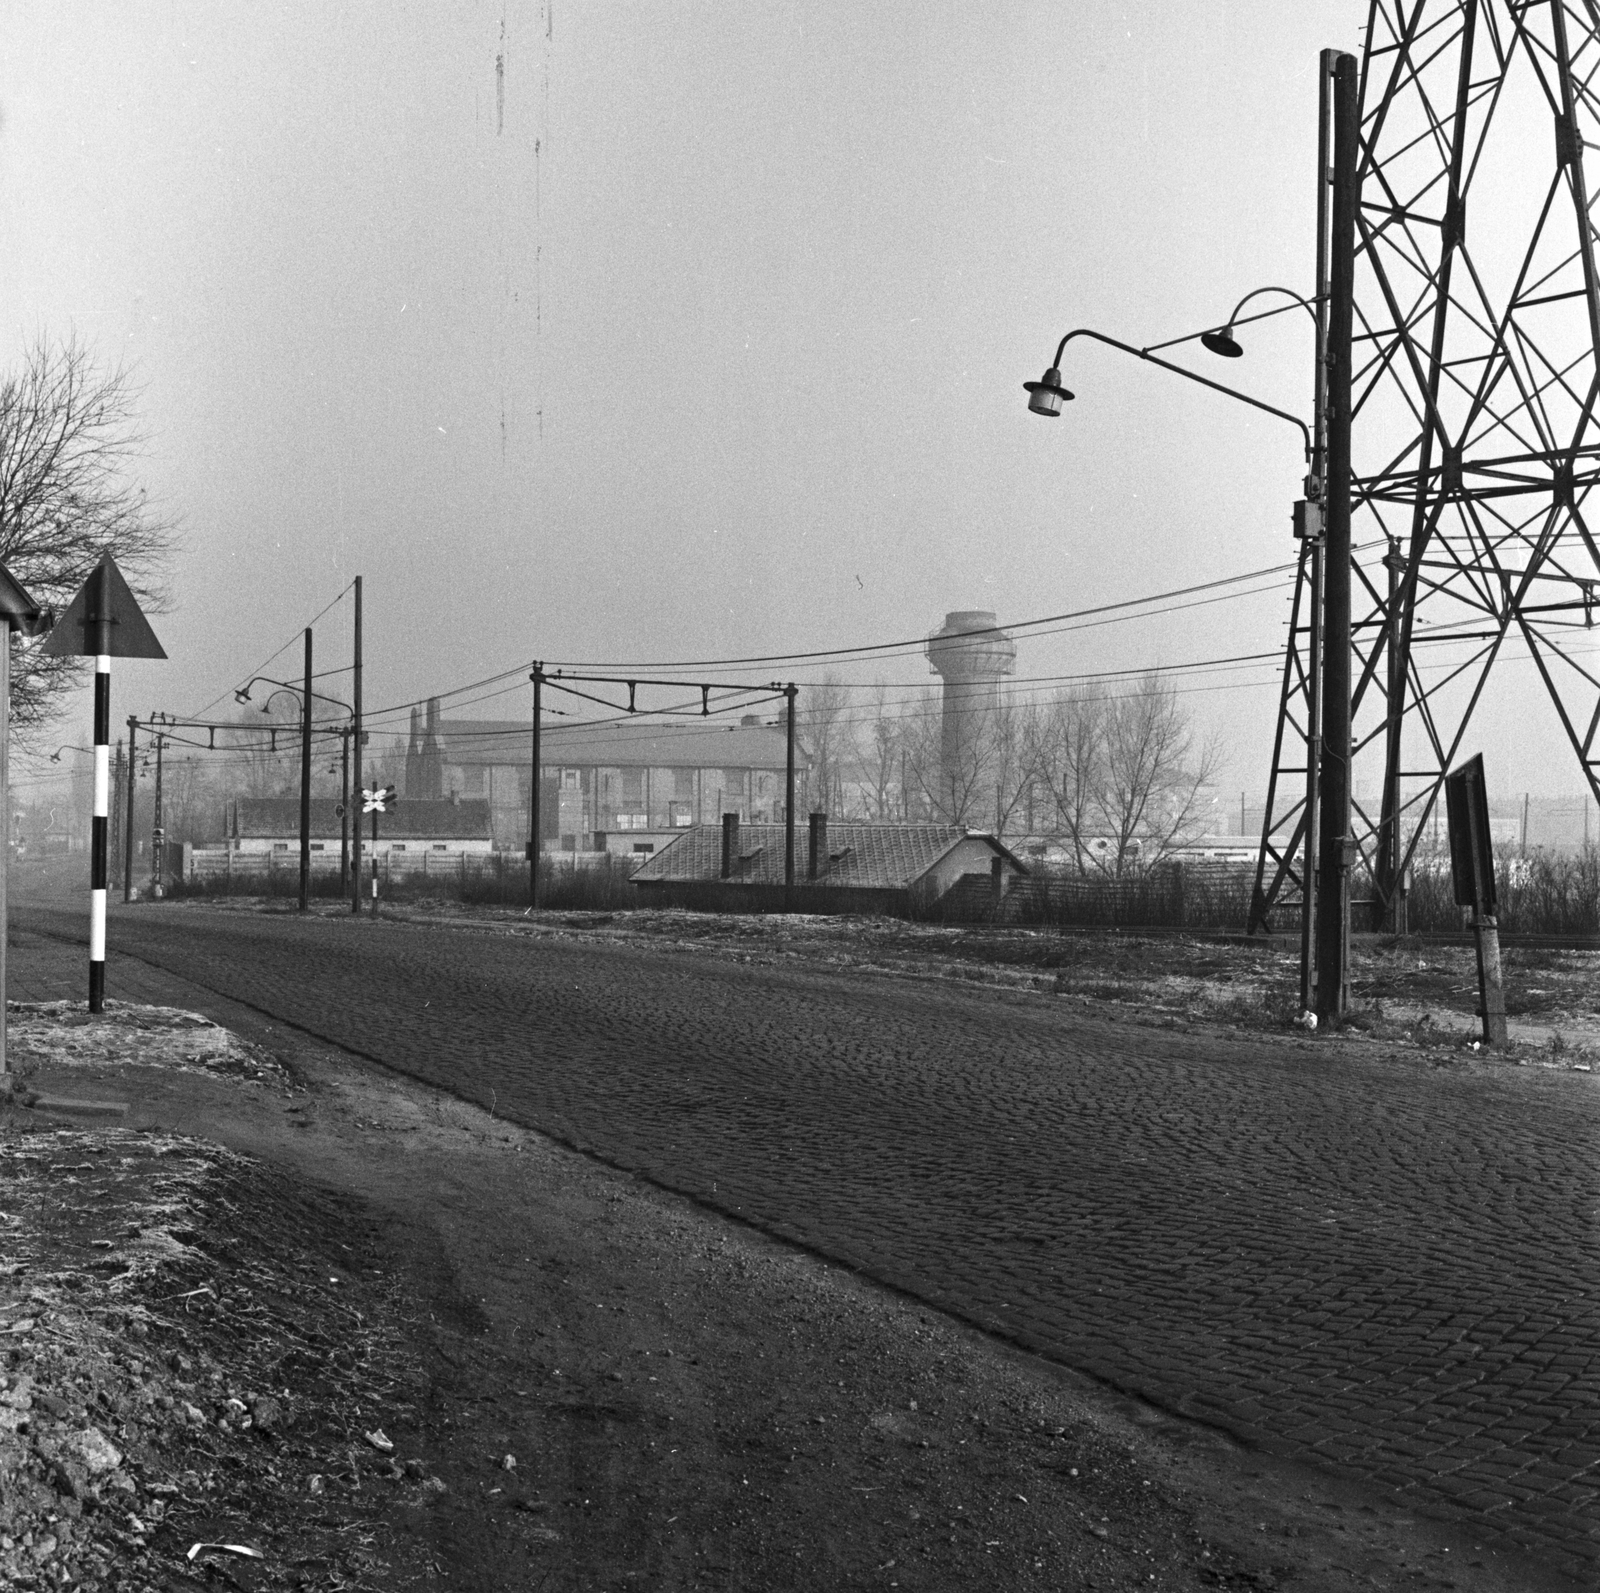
xmin=1221 ymin=285 xmax=1319 ymax=330
xmin=1025 ymin=328 xmax=1312 ymax=460
xmin=235 ymin=674 xmax=353 ymax=717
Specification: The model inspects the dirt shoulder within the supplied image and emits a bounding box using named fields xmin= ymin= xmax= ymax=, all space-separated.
xmin=0 ymin=989 xmax=1572 ymax=1591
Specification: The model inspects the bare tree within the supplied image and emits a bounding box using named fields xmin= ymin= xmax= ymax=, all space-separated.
xmin=799 ymin=673 xmax=851 ymax=816
xmin=1034 ymin=687 xmax=1106 ymax=875
xmin=0 ymin=336 xmax=176 ymax=739
xmin=984 ymin=694 xmax=1041 ymax=837
xmin=1095 ymin=674 xmax=1220 ymax=876
xmin=851 ymin=684 xmax=904 ymax=820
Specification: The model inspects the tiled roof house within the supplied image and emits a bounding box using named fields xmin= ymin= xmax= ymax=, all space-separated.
xmin=631 ymin=818 xmax=1027 ymax=912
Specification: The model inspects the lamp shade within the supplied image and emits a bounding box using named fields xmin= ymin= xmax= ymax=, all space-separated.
xmin=1201 ymin=327 xmax=1244 ymax=358
xmin=1023 ymin=368 xmax=1074 ymax=416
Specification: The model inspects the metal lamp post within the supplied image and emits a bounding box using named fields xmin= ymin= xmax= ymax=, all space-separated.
xmin=243 ymin=674 xmax=354 ymax=912
xmin=1025 ymin=54 xmax=1356 ymax=1024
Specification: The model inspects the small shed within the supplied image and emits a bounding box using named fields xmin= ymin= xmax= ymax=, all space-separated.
xmin=630 ymin=817 xmax=1028 ymax=915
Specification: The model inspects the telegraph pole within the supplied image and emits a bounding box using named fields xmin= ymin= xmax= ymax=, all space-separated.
xmin=299 ymin=627 xmax=313 ymax=912
xmin=528 ymin=663 xmax=543 ymax=909
xmin=124 ymin=718 xmax=138 ymax=903
xmin=351 ymin=576 xmax=363 ymax=915
xmin=1314 ymin=49 xmax=1359 ymax=1026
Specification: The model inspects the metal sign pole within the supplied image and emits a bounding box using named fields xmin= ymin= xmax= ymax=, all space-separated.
xmin=89 ymin=584 xmax=112 ymax=1011
xmin=361 ymin=783 xmax=393 ymax=918
xmin=41 ymin=555 xmax=164 ymax=997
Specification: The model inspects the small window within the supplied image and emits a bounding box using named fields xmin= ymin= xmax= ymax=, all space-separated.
xmin=432 ymin=844 xmax=448 ymax=851
xmin=273 ymin=842 xmax=289 ymax=853
xmin=392 ymin=843 xmax=408 ymax=853
xmin=633 ymin=842 xmax=655 ymax=855
xmin=310 ymin=843 xmax=325 ymax=852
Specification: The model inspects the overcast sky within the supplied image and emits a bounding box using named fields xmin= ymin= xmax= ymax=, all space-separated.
xmin=0 ymin=2 xmax=1577 ymax=800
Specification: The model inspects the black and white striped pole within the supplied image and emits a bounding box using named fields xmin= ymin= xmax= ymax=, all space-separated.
xmin=90 ymin=630 xmax=111 ymax=1007
xmin=0 ymin=567 xmax=45 ymax=1080
xmin=41 ymin=554 xmax=165 ymax=1014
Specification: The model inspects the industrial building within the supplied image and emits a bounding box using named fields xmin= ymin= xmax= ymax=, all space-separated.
xmin=402 ymin=698 xmax=805 ymax=861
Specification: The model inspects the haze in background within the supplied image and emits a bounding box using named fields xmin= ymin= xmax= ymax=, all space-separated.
xmin=0 ymin=3 xmax=1570 ymax=798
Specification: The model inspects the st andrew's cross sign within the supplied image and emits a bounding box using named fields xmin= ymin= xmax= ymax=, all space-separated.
xmin=361 ymin=786 xmax=397 ymax=915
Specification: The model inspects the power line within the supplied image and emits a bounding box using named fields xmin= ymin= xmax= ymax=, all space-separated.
xmin=536 ymin=561 xmax=1305 ymax=673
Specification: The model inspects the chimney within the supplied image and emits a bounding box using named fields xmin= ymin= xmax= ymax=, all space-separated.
xmin=808 ymin=811 xmax=828 ymax=880
xmin=721 ymin=812 xmax=740 ymax=878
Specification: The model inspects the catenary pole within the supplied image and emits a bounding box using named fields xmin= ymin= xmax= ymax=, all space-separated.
xmin=89 ymin=572 xmax=112 ymax=1012
xmin=151 ymin=731 xmax=165 ymax=900
xmin=110 ymin=740 xmax=125 ymax=896
xmin=340 ymin=727 xmax=350 ymax=889
xmin=299 ymin=627 xmax=312 ymax=912
xmin=784 ymin=684 xmax=797 ymax=893
xmin=351 ymin=576 xmax=362 ymax=914
xmin=528 ymin=664 xmax=544 ymax=909
xmin=124 ymin=718 xmax=138 ymax=903
xmin=1314 ymin=50 xmax=1359 ymax=1026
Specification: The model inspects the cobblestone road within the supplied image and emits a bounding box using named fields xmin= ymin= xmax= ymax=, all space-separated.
xmin=18 ymin=902 xmax=1600 ymax=1578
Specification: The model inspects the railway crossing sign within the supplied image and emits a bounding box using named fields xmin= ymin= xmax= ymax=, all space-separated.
xmin=361 ymin=785 xmax=396 ymax=815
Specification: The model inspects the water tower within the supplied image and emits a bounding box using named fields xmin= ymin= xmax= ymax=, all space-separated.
xmin=925 ymin=611 xmax=1016 ymax=824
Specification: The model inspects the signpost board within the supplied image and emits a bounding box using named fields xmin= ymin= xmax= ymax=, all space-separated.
xmin=1443 ymin=753 xmax=1506 ymax=1046
xmin=40 ymin=554 xmax=164 ymax=1014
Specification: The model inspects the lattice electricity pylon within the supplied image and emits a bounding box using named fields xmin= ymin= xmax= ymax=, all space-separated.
xmin=1253 ymin=2 xmax=1600 ymax=939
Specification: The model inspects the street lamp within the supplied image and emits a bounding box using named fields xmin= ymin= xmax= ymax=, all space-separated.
xmin=1023 ymin=303 xmax=1328 ymax=1012
xmin=1022 ymin=327 xmax=1313 ymax=461
xmin=247 ymin=641 xmax=356 ymax=914
xmin=236 ymin=675 xmax=352 ymax=719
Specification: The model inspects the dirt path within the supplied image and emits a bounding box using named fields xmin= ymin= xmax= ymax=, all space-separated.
xmin=0 ymin=976 xmax=1574 ymax=1588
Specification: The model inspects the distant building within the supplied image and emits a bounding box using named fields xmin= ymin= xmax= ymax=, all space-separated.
xmin=226 ymin=796 xmax=494 ymax=860
xmin=402 ymin=700 xmax=808 ymax=861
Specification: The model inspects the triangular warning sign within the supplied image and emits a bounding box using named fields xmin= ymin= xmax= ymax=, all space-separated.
xmin=40 ymin=553 xmax=166 ymax=659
